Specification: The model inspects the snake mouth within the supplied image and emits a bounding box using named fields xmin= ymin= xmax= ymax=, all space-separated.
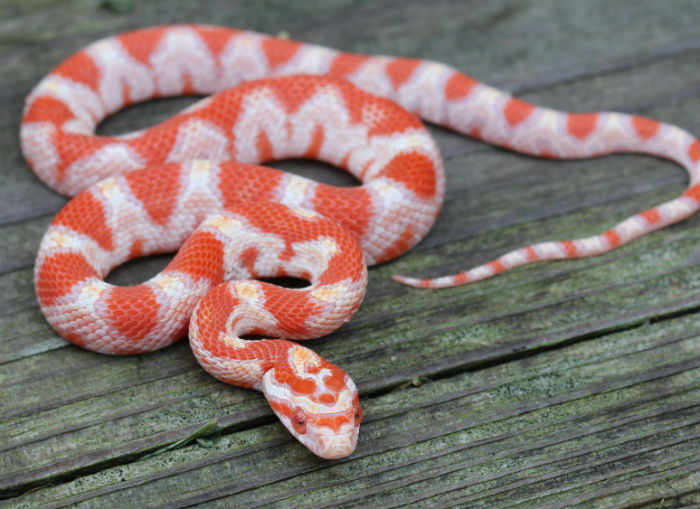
xmin=308 ymin=428 xmax=359 ymax=459
xmin=313 ymin=435 xmax=357 ymax=459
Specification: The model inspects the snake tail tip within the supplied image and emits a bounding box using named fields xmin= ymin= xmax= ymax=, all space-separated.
xmin=391 ymin=274 xmax=427 ymax=288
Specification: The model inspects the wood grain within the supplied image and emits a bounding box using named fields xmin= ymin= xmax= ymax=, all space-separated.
xmin=0 ymin=0 xmax=698 ymax=507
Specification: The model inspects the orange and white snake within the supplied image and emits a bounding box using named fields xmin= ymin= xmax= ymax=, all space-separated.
xmin=22 ymin=25 xmax=700 ymax=458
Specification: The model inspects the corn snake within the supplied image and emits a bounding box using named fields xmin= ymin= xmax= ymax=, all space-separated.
xmin=22 ymin=25 xmax=700 ymax=458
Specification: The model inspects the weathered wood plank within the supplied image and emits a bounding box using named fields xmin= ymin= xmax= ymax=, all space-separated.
xmin=1 ymin=202 xmax=696 ymax=489
xmin=4 ymin=314 xmax=697 ymax=508
xmin=0 ymin=0 xmax=698 ymax=507
xmin=2 ymin=59 xmax=697 ymax=360
xmin=0 ymin=0 xmax=698 ymax=224
xmin=1 ymin=214 xmax=697 ymax=498
xmin=2 ymin=49 xmax=698 ymax=276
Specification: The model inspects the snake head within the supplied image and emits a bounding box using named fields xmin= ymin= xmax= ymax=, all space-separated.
xmin=262 ymin=344 xmax=362 ymax=459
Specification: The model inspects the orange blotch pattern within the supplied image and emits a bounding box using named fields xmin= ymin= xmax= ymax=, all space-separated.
xmin=315 ymin=415 xmax=351 ymax=431
xmin=194 ymin=285 xmax=241 ymax=357
xmin=380 ymin=226 xmax=416 ymax=263
xmin=290 ymin=377 xmax=317 ymax=395
xmin=125 ymin=164 xmax=182 ymax=226
xmin=196 ymin=25 xmax=239 ymax=57
xmin=312 ymin=186 xmax=373 ymax=243
xmin=269 ymin=400 xmax=293 ymax=419
xmin=261 ymin=38 xmax=303 ymax=69
xmin=304 ymin=124 xmax=325 ymax=159
xmin=240 ymin=246 xmax=259 ymax=271
xmin=54 ymin=191 xmax=113 ymax=251
xmin=452 ymin=273 xmax=470 ymax=285
xmin=264 ymin=288 xmax=324 ymax=335
xmin=640 ymin=209 xmax=661 ymax=224
xmin=488 ymin=259 xmax=506 ymax=274
xmin=218 ymin=162 xmax=282 ymax=208
xmin=129 ymin=239 xmax=145 ymax=259
xmin=631 ymin=116 xmax=660 ymax=139
xmin=256 ymin=130 xmax=274 ymax=162
xmin=53 ymin=133 xmax=110 ymax=181
xmin=264 ymin=75 xmax=323 ymax=114
xmin=23 ymin=96 xmax=75 ymax=126
xmin=469 ymin=126 xmax=482 ymax=140
xmin=385 ymin=58 xmax=421 ymax=90
xmin=683 ymin=183 xmax=700 ymax=202
xmin=328 ymin=53 xmax=370 ymax=77
xmin=167 ymin=230 xmax=225 ymax=283
xmin=54 ymin=51 xmax=101 ymax=92
xmin=105 ymin=285 xmax=161 ymax=344
xmin=318 ymin=392 xmax=337 ymax=405
xmin=444 ymin=73 xmax=478 ymax=100
xmin=375 ymin=151 xmax=437 ymax=199
xmin=504 ymin=98 xmax=535 ymax=127
xmin=567 ymin=113 xmax=598 ymax=140
xmin=561 ymin=241 xmax=578 ymax=258
xmin=36 ymin=252 xmax=98 ymax=308
xmin=323 ymin=371 xmax=346 ymax=392
xmin=605 ymin=230 xmax=621 ymax=248
xmin=118 ymin=27 xmax=165 ymax=67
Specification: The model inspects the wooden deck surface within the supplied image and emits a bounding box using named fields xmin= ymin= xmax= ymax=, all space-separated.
xmin=1 ymin=0 xmax=699 ymax=507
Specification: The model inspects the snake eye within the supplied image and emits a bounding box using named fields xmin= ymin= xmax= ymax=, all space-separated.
xmin=354 ymin=405 xmax=363 ymax=425
xmin=353 ymin=394 xmax=363 ymax=425
xmin=292 ymin=410 xmax=307 ymax=434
